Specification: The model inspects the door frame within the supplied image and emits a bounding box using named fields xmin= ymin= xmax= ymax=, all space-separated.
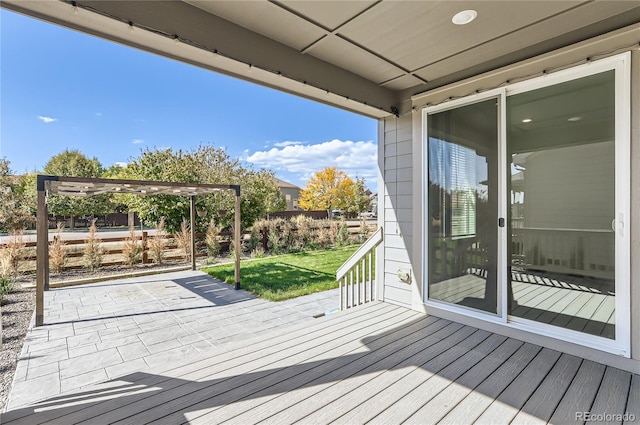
xmin=421 ymin=52 xmax=631 ymax=357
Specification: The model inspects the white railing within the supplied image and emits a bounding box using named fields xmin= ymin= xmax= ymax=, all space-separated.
xmin=337 ymin=227 xmax=383 ymax=310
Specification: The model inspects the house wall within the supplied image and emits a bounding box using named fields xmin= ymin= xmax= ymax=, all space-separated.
xmin=279 ymin=187 xmax=300 ymax=211
xmin=378 ymin=114 xmax=414 ymax=307
xmin=379 ymin=23 xmax=640 ymax=372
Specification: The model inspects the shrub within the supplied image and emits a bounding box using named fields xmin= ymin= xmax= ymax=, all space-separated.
xmin=83 ymin=219 xmax=103 ymax=271
xmin=205 ymin=218 xmax=220 ymax=258
xmin=0 ymin=250 xmax=14 ymax=300
xmin=49 ymin=223 xmax=67 ymax=273
xmin=292 ymin=215 xmax=314 ymax=249
xmin=359 ymin=216 xmax=371 ymax=240
xmin=148 ymin=218 xmax=168 ymax=264
xmin=314 ymin=219 xmax=338 ymax=248
xmin=336 ymin=218 xmax=351 ymax=247
xmin=175 ymin=219 xmax=192 ymax=261
xmin=4 ymin=230 xmax=25 ymax=278
xmin=122 ymin=226 xmax=142 ymax=266
xmin=250 ymin=246 xmax=266 ymax=258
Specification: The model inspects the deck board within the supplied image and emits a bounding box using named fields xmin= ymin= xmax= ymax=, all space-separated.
xmin=398 ymin=338 xmax=525 ymax=424
xmin=435 ymin=343 xmax=542 ymax=424
xmin=330 ymin=329 xmax=493 ymax=425
xmin=511 ymin=354 xmax=582 ymax=424
xmin=473 ymin=348 xmax=561 ymax=425
xmin=625 ymin=374 xmax=640 ymax=425
xmin=548 ymin=360 xmax=607 ymax=424
xmin=367 ymin=333 xmax=509 ymax=425
xmin=589 ymin=367 xmax=632 ymax=425
xmin=2 ymin=302 xmax=637 ymax=425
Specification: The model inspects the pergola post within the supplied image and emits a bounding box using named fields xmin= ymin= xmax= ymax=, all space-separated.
xmin=36 ymin=175 xmax=51 ymax=327
xmin=190 ymin=195 xmax=196 ymax=271
xmin=234 ymin=187 xmax=241 ymax=290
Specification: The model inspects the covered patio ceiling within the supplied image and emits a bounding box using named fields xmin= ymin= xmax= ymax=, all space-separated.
xmin=3 ymin=1 xmax=640 ymax=118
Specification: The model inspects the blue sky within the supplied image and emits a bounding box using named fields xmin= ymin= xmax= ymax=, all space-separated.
xmin=0 ymin=9 xmax=378 ymax=189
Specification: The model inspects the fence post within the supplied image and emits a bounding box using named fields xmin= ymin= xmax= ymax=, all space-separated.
xmin=141 ymin=231 xmax=148 ymax=264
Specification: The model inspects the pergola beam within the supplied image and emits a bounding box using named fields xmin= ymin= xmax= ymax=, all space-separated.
xmin=35 ymin=175 xmax=241 ymax=327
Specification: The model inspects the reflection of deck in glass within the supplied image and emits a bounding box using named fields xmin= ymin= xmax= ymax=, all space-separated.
xmin=429 ymin=270 xmax=614 ymax=339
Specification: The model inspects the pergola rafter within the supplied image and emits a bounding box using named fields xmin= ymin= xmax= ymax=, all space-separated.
xmin=36 ymin=175 xmax=241 ymax=327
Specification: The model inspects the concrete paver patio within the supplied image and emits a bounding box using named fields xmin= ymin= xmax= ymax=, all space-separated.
xmin=5 ymin=270 xmax=338 ymax=410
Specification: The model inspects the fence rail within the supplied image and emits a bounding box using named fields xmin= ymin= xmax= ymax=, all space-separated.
xmin=337 ymin=227 xmax=383 ymax=310
xmin=3 ymin=223 xmax=373 ymax=273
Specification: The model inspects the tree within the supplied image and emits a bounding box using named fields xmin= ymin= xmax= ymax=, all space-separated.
xmin=0 ymin=159 xmax=35 ymax=232
xmin=120 ymin=145 xmax=285 ymax=233
xmin=299 ymin=166 xmax=356 ymax=212
xmin=43 ymin=150 xmax=113 ymax=228
xmin=345 ymin=177 xmax=372 ymax=216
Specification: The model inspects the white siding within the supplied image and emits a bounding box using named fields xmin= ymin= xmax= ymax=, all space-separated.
xmin=380 ymin=114 xmax=414 ymax=307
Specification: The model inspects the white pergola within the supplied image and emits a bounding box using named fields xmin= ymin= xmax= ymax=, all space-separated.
xmin=35 ymin=174 xmax=241 ymax=327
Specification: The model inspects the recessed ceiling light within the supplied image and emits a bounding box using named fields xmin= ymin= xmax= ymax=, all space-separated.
xmin=522 ymin=118 xmax=533 ymax=123
xmin=568 ymin=116 xmax=582 ymax=122
xmin=452 ymin=10 xmax=478 ymax=25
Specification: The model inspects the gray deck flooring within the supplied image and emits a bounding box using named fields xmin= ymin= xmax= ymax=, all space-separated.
xmin=429 ymin=271 xmax=615 ymax=338
xmin=2 ymin=301 xmax=638 ymax=424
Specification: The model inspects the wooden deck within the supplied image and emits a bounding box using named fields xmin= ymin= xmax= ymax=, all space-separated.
xmin=2 ymin=302 xmax=638 ymax=424
xmin=430 ymin=270 xmax=615 ymax=338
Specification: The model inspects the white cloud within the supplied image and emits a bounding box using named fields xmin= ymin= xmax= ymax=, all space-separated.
xmin=38 ymin=116 xmax=57 ymax=123
xmin=246 ymin=139 xmax=377 ymax=186
xmin=114 ymin=162 xmax=128 ymax=168
xmin=273 ymin=141 xmax=303 ymax=147
xmin=132 ymin=139 xmax=145 ymax=144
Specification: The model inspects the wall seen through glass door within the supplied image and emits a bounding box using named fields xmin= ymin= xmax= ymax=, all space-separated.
xmin=507 ymin=71 xmax=616 ymax=338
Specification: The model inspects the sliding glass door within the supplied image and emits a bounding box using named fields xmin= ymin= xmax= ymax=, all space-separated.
xmin=426 ymin=98 xmax=500 ymax=315
xmin=424 ymin=53 xmax=630 ymax=354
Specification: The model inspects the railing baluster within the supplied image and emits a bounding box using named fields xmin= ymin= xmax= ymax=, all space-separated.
xmin=335 ymin=227 xmax=383 ymax=310
xmin=350 ymin=269 xmax=354 ymax=308
xmin=360 ymin=258 xmax=364 ymax=305
xmin=368 ymin=251 xmax=373 ymax=302
xmin=356 ymin=263 xmax=360 ymax=306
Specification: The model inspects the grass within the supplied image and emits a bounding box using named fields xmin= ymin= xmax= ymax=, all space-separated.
xmin=203 ymin=246 xmax=358 ymax=301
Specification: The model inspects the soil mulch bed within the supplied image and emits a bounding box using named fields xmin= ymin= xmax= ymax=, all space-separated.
xmin=1 ymin=287 xmax=35 ymax=412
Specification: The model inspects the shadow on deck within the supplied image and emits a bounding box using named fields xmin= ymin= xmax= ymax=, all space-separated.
xmin=2 ymin=302 xmax=638 ymax=424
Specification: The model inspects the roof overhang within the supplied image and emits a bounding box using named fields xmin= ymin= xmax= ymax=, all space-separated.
xmin=3 ymin=1 xmax=640 ymax=118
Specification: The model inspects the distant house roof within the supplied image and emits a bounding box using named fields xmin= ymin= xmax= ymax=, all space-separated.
xmin=273 ymin=177 xmax=301 ymax=190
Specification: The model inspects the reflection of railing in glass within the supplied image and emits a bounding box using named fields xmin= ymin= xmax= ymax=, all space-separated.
xmin=509 ymin=226 xmax=615 ymax=339
xmin=511 ymin=227 xmax=614 ymax=280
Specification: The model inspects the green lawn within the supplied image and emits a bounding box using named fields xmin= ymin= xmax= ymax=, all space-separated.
xmin=203 ymin=246 xmax=358 ymax=301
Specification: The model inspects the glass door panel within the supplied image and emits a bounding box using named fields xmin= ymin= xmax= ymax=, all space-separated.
xmin=427 ymin=99 xmax=499 ymax=314
xmin=507 ymin=71 xmax=616 ymax=338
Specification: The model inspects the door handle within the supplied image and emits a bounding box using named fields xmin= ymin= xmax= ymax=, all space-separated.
xmin=612 ymin=215 xmax=624 ymax=237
